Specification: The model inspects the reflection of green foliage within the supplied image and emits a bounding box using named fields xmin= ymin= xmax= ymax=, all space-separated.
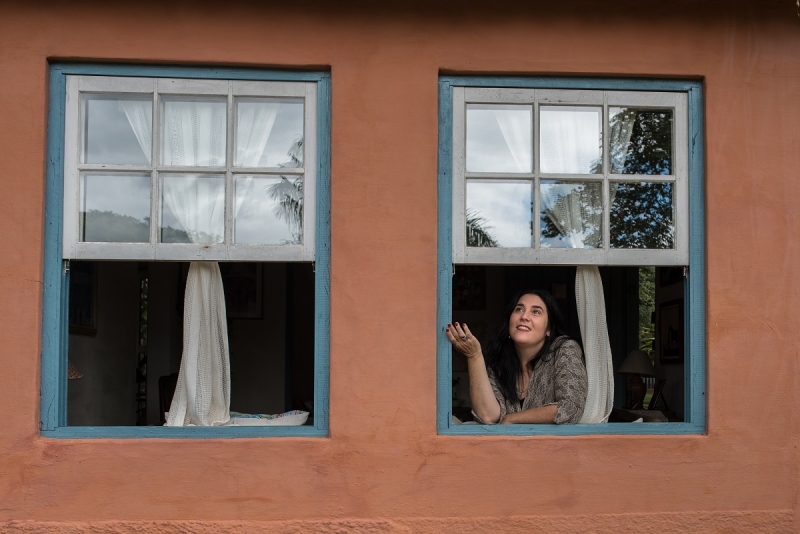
xmin=638 ymin=266 xmax=655 ymax=354
xmin=82 ymin=210 xmax=211 ymax=243
xmin=609 ymin=110 xmax=673 ymax=249
xmin=612 ymin=110 xmax=672 ymax=175
xmin=541 ymin=111 xmax=674 ymax=249
xmin=83 ymin=210 xmax=148 ymax=242
xmin=610 ymin=182 xmax=673 ymax=249
xmin=466 ymin=209 xmax=499 ymax=247
xmin=541 ymin=211 xmax=561 ymax=240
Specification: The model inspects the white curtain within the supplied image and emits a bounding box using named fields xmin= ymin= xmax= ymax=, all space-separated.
xmin=167 ymin=262 xmax=231 ymax=426
xmin=576 ymin=267 xmax=614 ymax=423
xmin=233 ymin=103 xmax=280 ymax=217
xmin=609 ymin=110 xmax=637 ymax=175
xmin=494 ymin=110 xmax=532 ymax=172
xmin=162 ymin=100 xmax=226 ymax=166
xmin=540 ymin=110 xmax=600 ymax=174
xmin=608 ymin=110 xmax=638 ymax=207
xmin=119 ymin=100 xmax=152 ymax=162
xmin=122 ymin=99 xmax=278 ymax=426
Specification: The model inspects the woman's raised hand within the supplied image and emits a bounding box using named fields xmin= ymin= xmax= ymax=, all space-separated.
xmin=445 ymin=322 xmax=482 ymax=360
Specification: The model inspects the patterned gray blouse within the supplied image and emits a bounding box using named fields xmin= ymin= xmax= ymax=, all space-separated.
xmin=474 ymin=337 xmax=588 ymax=425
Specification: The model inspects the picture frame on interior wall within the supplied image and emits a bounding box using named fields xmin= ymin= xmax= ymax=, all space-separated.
xmin=68 ymin=261 xmax=97 ymax=336
xmin=659 ymin=299 xmax=684 ymax=364
xmin=452 ymin=266 xmax=486 ymax=310
xmin=220 ymin=263 xmax=263 ymax=319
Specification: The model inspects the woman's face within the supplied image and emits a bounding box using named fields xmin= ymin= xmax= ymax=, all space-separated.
xmin=508 ymin=293 xmax=551 ymax=351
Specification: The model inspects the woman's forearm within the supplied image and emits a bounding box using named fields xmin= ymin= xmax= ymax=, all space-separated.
xmin=467 ymin=355 xmax=502 ymax=424
xmin=501 ymin=404 xmax=558 ymax=424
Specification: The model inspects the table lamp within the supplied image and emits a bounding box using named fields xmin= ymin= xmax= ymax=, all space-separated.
xmin=618 ymin=349 xmax=655 ymax=409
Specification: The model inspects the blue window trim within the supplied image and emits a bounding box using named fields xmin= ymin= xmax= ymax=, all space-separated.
xmin=437 ymin=76 xmax=706 ymax=436
xmin=41 ymin=63 xmax=331 ymax=438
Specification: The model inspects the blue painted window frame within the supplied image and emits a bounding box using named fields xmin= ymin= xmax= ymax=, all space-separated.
xmin=437 ymin=76 xmax=705 ymax=436
xmin=41 ymin=63 xmax=330 ymax=438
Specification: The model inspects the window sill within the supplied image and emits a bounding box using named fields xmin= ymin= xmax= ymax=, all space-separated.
xmin=439 ymin=421 xmax=705 ymax=436
xmin=41 ymin=425 xmax=328 ymax=439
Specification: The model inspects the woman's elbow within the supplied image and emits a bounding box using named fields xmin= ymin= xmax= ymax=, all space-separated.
xmin=554 ymin=400 xmax=585 ymax=424
xmin=473 ymin=406 xmax=502 ymax=425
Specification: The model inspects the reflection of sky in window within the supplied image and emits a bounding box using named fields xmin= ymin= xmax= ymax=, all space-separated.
xmin=81 ymin=173 xmax=150 ymax=220
xmin=234 ymin=176 xmax=298 ymax=244
xmin=80 ymin=173 xmax=150 ymax=242
xmin=236 ymin=100 xmax=304 ymax=168
xmin=466 ymin=105 xmax=532 ymax=173
xmin=83 ymin=96 xmax=151 ymax=165
xmin=466 ymin=180 xmax=531 ymax=247
xmin=540 ymin=106 xmax=601 ymax=174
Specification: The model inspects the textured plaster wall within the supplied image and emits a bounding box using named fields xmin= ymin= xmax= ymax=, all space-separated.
xmin=0 ymin=0 xmax=798 ymax=531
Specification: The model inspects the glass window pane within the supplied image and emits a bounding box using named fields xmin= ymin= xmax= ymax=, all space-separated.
xmin=466 ymin=180 xmax=531 ymax=248
xmin=540 ymin=106 xmax=602 ymax=174
xmin=160 ymin=174 xmax=224 ymax=244
xmin=540 ymin=180 xmax=602 ymax=249
xmin=610 ymin=181 xmax=674 ymax=249
xmin=161 ymin=98 xmax=227 ymax=166
xmin=235 ymin=99 xmax=304 ymax=168
xmin=80 ymin=172 xmax=150 ymax=242
xmin=466 ymin=105 xmax=532 ymax=173
xmin=234 ymin=176 xmax=303 ymax=245
xmin=83 ymin=95 xmax=152 ymax=165
xmin=610 ymin=108 xmax=673 ymax=175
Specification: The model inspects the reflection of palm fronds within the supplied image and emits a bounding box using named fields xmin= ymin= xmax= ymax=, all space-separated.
xmin=267 ymin=177 xmax=303 ymax=244
xmin=466 ymin=209 xmax=499 ymax=247
xmin=267 ymin=138 xmax=305 ymax=244
xmin=281 ymin=138 xmax=303 ymax=168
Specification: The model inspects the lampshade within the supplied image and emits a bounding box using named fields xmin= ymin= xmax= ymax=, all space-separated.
xmin=618 ymin=349 xmax=655 ymax=377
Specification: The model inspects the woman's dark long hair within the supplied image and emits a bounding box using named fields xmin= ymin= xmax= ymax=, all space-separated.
xmin=485 ymin=289 xmax=571 ymax=403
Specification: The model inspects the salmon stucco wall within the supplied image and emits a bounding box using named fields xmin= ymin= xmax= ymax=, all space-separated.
xmin=0 ymin=1 xmax=798 ymax=531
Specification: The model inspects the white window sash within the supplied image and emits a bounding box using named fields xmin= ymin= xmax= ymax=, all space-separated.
xmin=63 ymin=75 xmax=317 ymax=262
xmin=452 ymin=87 xmax=688 ymax=266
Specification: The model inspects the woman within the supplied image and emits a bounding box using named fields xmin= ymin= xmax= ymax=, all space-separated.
xmin=446 ymin=290 xmax=587 ymax=424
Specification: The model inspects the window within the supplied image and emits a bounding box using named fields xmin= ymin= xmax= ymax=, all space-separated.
xmin=437 ymin=77 xmax=705 ymax=435
xmin=42 ymin=64 xmax=330 ymax=437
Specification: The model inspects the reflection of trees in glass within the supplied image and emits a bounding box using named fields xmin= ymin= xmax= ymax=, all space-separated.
xmin=611 ymin=109 xmax=672 ymax=175
xmin=81 ymin=210 xmax=210 ymax=243
xmin=81 ymin=210 xmax=221 ymax=243
xmin=609 ymin=109 xmax=674 ymax=248
xmin=82 ymin=210 xmax=149 ymax=242
xmin=267 ymin=138 xmax=303 ymax=244
xmin=466 ymin=209 xmax=498 ymax=247
xmin=610 ymin=182 xmax=673 ymax=249
xmin=540 ymin=110 xmax=674 ymax=249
